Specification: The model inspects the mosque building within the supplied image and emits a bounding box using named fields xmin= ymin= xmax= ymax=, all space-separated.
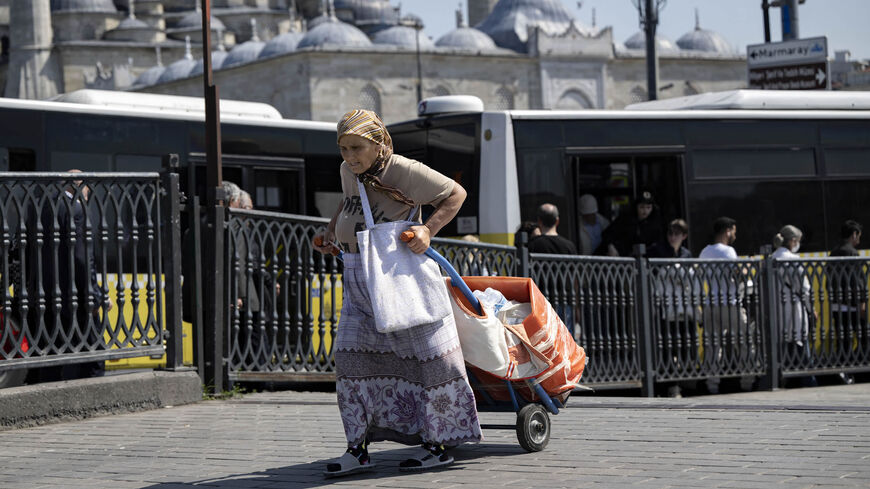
xmin=1 ymin=0 xmax=748 ymax=123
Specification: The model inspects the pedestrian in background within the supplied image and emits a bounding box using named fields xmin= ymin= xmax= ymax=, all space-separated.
xmin=601 ymin=191 xmax=662 ymax=257
xmin=698 ymin=217 xmax=748 ymax=394
xmin=772 ymin=225 xmax=817 ymax=387
xmin=514 ymin=220 xmax=540 ymax=248
xmin=829 ymin=220 xmax=865 ymax=385
xmin=577 ymin=194 xmax=609 ymax=255
xmin=528 ymin=203 xmax=577 ymax=255
xmin=648 ymin=219 xmax=696 ymax=397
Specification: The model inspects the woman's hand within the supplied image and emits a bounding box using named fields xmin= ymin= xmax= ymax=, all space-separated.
xmin=405 ymin=225 xmax=430 ymax=254
xmin=313 ymin=228 xmax=338 ymax=255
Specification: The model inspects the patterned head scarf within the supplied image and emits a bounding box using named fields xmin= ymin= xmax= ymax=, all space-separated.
xmin=337 ymin=109 xmax=414 ymax=207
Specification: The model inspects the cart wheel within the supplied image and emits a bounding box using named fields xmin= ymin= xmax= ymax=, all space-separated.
xmin=516 ymin=404 xmax=550 ymax=452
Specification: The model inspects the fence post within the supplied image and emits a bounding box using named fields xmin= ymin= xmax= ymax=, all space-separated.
xmin=203 ymin=186 xmax=227 ymax=394
xmin=760 ymin=253 xmax=780 ymax=390
xmin=160 ymin=154 xmax=185 ymax=370
xmin=518 ymin=231 xmax=530 ymax=278
xmin=634 ymin=244 xmax=655 ymax=397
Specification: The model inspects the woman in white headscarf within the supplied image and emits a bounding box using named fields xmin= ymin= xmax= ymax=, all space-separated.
xmin=772 ymin=225 xmax=815 ymax=371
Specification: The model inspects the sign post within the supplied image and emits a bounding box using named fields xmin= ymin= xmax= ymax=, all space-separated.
xmin=747 ymin=36 xmax=829 ymax=90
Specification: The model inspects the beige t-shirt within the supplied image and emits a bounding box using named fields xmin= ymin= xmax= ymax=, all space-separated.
xmin=335 ymin=154 xmax=454 ymax=253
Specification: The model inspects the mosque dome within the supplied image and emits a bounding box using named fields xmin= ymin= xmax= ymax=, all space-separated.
xmin=372 ymin=25 xmax=434 ymax=49
xmin=475 ymin=0 xmax=574 ymax=52
xmin=173 ymin=10 xmax=226 ymax=31
xmin=156 ymin=53 xmax=196 ymax=84
xmin=676 ymin=14 xmax=733 ymax=54
xmin=223 ymin=37 xmax=266 ymax=68
xmin=624 ymin=31 xmax=679 ymax=54
xmin=134 ymin=65 xmax=166 ymax=86
xmin=258 ymin=31 xmax=305 ymax=58
xmin=435 ymin=27 xmax=497 ymax=50
xmin=51 ymin=0 xmax=117 ymax=12
xmin=334 ymin=0 xmax=398 ymax=27
xmin=297 ymin=16 xmax=372 ymax=49
xmin=190 ymin=49 xmax=229 ymax=76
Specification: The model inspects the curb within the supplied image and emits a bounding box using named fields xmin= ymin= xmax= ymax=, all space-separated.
xmin=0 ymin=370 xmax=202 ymax=431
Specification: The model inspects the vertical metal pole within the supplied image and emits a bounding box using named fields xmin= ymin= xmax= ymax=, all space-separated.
xmin=415 ymin=23 xmax=423 ymax=104
xmin=762 ymin=0 xmax=771 ymax=43
xmin=760 ymin=255 xmax=780 ymax=390
xmin=781 ymin=0 xmax=799 ymax=41
xmin=518 ymin=231 xmax=530 ymax=278
xmin=643 ymin=0 xmax=659 ymax=101
xmin=189 ymin=195 xmax=205 ymax=378
xmin=160 ymin=155 xmax=184 ymax=370
xmin=201 ymin=0 xmax=225 ymax=394
xmin=634 ymin=244 xmax=655 ymax=397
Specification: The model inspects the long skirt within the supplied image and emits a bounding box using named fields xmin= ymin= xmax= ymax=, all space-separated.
xmin=334 ymin=253 xmax=482 ymax=447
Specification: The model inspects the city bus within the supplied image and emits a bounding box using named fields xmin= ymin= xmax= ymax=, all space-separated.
xmin=388 ymin=90 xmax=870 ymax=256
xmin=0 ymin=89 xmax=342 ymax=217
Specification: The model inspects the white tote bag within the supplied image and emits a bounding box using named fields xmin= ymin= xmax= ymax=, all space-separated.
xmin=355 ymin=180 xmax=453 ymax=333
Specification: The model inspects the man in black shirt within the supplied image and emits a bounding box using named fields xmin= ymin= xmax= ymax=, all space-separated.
xmin=828 ymin=220 xmax=865 ymax=384
xmin=528 ymin=203 xmax=577 ymax=255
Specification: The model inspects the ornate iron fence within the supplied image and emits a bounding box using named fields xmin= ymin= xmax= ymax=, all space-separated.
xmin=216 ymin=212 xmax=870 ymax=395
xmin=771 ymin=257 xmax=870 ymax=378
xmin=0 ymin=172 xmax=182 ymax=383
xmin=224 ymin=209 xmax=339 ymax=382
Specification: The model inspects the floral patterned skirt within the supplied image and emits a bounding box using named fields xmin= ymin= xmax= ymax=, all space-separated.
xmin=334 ymin=253 xmax=482 ymax=447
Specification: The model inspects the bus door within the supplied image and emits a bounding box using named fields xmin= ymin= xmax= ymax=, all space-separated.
xmin=189 ymin=153 xmax=306 ymax=214
xmin=570 ymin=151 xmax=686 ymax=251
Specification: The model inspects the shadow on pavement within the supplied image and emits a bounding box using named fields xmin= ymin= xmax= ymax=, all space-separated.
xmin=139 ymin=443 xmax=527 ymax=488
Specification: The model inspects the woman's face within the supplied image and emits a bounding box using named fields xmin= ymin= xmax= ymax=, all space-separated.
xmin=339 ymin=134 xmax=380 ymax=174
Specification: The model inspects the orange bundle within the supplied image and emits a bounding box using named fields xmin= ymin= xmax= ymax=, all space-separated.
xmin=447 ymin=276 xmax=586 ymax=403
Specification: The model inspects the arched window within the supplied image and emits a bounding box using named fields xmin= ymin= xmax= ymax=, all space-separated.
xmin=555 ymin=89 xmax=592 ymax=110
xmin=629 ymin=85 xmax=648 ymax=104
xmin=358 ymin=84 xmax=382 ymax=115
xmin=429 ymin=85 xmax=450 ymax=98
xmin=493 ymin=86 xmax=515 ymax=110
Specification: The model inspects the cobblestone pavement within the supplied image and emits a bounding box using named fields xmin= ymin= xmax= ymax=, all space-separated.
xmin=1 ymin=384 xmax=869 ymax=489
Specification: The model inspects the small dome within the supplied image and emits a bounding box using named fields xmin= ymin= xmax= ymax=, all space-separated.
xmin=223 ymin=38 xmax=266 ymax=68
xmin=134 ymin=65 xmax=166 ymax=86
xmin=676 ymin=13 xmax=733 ymax=54
xmin=51 ymin=0 xmax=117 ymax=12
xmin=258 ymin=31 xmax=305 ymax=58
xmin=476 ymin=0 xmax=574 ymax=52
xmin=297 ymin=17 xmax=372 ymax=49
xmin=372 ymin=25 xmax=434 ymax=49
xmin=190 ymin=49 xmax=229 ymax=76
xmin=624 ymin=31 xmax=679 ymax=53
xmin=334 ymin=0 xmax=397 ymax=26
xmin=173 ymin=10 xmax=226 ymax=31
xmin=157 ymin=56 xmax=196 ymax=84
xmin=435 ymin=27 xmax=497 ymax=50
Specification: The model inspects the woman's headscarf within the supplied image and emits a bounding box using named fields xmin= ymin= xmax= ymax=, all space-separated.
xmin=337 ymin=109 xmax=414 ymax=207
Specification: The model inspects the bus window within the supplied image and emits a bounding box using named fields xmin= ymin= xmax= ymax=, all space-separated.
xmin=824 ymin=180 xmax=870 ymax=250
xmin=517 ymin=149 xmax=573 ymax=241
xmin=50 ymin=151 xmax=112 ymax=171
xmin=426 ymin=125 xmax=478 ymax=236
xmin=253 ymin=167 xmax=304 ymax=214
xmin=576 ymin=157 xmax=632 ymax=223
xmin=687 ymin=180 xmax=825 ymax=255
xmin=0 ymin=148 xmax=7 ymax=171
xmin=824 ymin=149 xmax=870 ymax=176
xmin=193 ymin=165 xmax=243 ymax=205
xmin=116 ymin=154 xmax=162 ymax=172
xmin=691 ymin=149 xmax=816 ymax=179
xmin=8 ymin=149 xmax=36 ymax=172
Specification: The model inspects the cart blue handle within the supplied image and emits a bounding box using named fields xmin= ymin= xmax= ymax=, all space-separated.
xmin=401 ymin=231 xmax=482 ymax=316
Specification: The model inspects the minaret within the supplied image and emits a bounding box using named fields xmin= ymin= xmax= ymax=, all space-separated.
xmin=467 ymin=0 xmax=498 ymax=28
xmin=4 ymin=0 xmax=62 ymax=99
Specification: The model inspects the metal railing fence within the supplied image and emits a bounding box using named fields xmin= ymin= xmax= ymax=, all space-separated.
xmin=214 ymin=214 xmax=870 ymax=395
xmin=0 ymin=172 xmax=183 ymax=377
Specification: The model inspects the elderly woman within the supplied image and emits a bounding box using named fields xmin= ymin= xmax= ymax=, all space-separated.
xmin=313 ymin=109 xmax=481 ymax=477
xmin=772 ymin=225 xmax=816 ymax=375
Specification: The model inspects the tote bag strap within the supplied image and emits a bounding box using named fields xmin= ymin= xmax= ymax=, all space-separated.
xmin=357 ymin=179 xmax=419 ymax=229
